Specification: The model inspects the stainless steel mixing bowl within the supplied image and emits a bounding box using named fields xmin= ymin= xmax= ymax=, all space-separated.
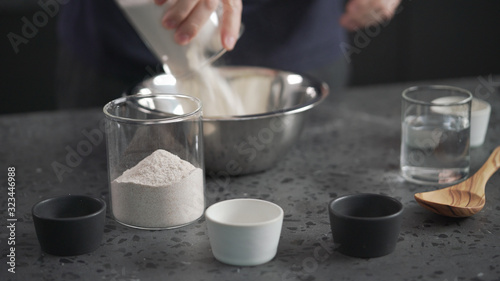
xmin=129 ymin=66 xmax=329 ymax=175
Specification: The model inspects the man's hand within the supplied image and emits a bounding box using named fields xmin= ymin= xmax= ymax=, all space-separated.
xmin=155 ymin=0 xmax=242 ymax=50
xmin=340 ymin=0 xmax=401 ymax=31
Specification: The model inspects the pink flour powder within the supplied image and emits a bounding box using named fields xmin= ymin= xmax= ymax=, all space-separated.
xmin=111 ymin=149 xmax=204 ymax=229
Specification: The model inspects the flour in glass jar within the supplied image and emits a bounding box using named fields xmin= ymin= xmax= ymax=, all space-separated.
xmin=111 ymin=149 xmax=204 ymax=229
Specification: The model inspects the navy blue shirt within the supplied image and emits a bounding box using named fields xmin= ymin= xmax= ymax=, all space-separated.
xmin=58 ymin=0 xmax=346 ymax=80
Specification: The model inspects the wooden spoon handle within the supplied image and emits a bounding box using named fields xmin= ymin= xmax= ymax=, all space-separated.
xmin=475 ymin=146 xmax=500 ymax=182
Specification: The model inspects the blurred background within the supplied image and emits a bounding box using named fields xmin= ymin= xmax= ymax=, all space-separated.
xmin=1 ymin=0 xmax=500 ymax=114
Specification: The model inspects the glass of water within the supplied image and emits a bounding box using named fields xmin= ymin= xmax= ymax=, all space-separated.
xmin=400 ymin=85 xmax=472 ymax=185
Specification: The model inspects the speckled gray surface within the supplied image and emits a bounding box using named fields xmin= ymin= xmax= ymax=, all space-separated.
xmin=1 ymin=76 xmax=500 ymax=281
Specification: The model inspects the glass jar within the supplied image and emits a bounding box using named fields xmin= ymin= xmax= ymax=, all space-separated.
xmin=103 ymin=94 xmax=205 ymax=229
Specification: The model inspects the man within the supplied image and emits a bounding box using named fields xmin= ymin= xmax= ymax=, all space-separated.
xmin=56 ymin=0 xmax=401 ymax=108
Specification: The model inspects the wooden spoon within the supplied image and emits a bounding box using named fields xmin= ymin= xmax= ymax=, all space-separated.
xmin=414 ymin=146 xmax=500 ymax=217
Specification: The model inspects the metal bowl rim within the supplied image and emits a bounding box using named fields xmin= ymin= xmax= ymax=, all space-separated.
xmin=202 ymin=67 xmax=329 ymax=121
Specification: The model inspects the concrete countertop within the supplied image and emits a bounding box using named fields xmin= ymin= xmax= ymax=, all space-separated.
xmin=1 ymin=75 xmax=500 ymax=281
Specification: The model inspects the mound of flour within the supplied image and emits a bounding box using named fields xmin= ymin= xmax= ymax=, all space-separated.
xmin=111 ymin=149 xmax=204 ymax=228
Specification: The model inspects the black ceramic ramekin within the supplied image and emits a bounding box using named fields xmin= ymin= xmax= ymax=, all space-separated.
xmin=32 ymin=195 xmax=106 ymax=256
xmin=329 ymin=193 xmax=404 ymax=258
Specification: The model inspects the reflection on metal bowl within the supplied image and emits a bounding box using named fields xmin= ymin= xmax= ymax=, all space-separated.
xmin=129 ymin=66 xmax=329 ymax=175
